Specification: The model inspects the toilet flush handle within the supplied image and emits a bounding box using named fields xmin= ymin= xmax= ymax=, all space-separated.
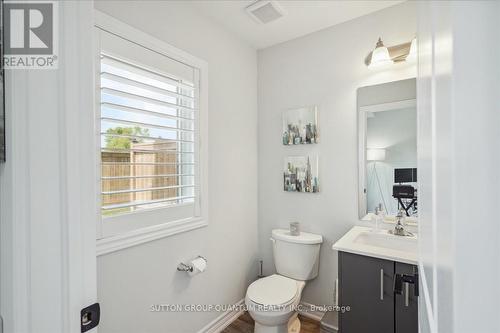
xmin=270 ymin=237 xmax=276 ymax=244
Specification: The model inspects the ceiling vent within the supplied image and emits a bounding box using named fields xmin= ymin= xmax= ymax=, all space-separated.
xmin=246 ymin=0 xmax=285 ymax=24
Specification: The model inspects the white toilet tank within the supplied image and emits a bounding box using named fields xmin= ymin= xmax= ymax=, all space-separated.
xmin=271 ymin=229 xmax=323 ymax=281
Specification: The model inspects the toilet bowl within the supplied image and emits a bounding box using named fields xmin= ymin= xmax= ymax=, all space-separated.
xmin=245 ymin=229 xmax=323 ymax=333
xmin=245 ymin=274 xmax=305 ymax=333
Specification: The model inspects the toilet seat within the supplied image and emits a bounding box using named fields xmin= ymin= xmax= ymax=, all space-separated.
xmin=247 ymin=274 xmax=298 ymax=306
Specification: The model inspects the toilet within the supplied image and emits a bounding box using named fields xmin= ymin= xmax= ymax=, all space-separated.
xmin=245 ymin=229 xmax=323 ymax=333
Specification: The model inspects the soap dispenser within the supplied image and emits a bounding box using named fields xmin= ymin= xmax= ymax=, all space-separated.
xmin=372 ymin=206 xmax=381 ymax=233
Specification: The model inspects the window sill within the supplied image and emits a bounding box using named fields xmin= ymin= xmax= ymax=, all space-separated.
xmin=96 ymin=217 xmax=207 ymax=256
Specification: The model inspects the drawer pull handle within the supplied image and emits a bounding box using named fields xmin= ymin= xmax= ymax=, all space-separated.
xmin=380 ymin=269 xmax=384 ymax=301
xmin=405 ymin=282 xmax=410 ymax=307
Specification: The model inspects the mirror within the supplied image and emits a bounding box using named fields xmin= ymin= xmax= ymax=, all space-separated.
xmin=357 ymin=78 xmax=417 ymax=221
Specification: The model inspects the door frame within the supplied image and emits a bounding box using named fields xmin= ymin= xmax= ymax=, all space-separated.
xmin=0 ymin=2 xmax=98 ymax=332
xmin=417 ymin=2 xmax=500 ymax=333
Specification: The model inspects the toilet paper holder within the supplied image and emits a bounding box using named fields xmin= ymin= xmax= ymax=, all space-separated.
xmin=177 ymin=255 xmax=207 ymax=272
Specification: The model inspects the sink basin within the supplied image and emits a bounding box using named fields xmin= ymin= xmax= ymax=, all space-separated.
xmin=332 ymin=226 xmax=418 ymax=264
xmin=353 ymin=231 xmax=417 ymax=253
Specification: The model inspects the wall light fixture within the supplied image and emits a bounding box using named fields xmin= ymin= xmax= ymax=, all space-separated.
xmin=365 ymin=37 xmax=416 ymax=67
xmin=369 ymin=38 xmax=393 ymax=68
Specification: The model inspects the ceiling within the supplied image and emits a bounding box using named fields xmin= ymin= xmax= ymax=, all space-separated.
xmin=190 ymin=1 xmax=405 ymax=49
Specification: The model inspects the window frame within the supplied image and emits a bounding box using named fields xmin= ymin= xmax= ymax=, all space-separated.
xmin=94 ymin=11 xmax=208 ymax=256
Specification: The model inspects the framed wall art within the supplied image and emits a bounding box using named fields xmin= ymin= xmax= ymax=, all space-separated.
xmin=283 ymin=155 xmax=319 ymax=193
xmin=282 ymin=106 xmax=318 ymax=145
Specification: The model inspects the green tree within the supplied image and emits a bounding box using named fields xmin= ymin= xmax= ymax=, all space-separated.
xmin=105 ymin=126 xmax=150 ymax=149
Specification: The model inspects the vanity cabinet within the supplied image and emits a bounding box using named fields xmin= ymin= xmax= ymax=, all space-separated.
xmin=338 ymin=252 xmax=418 ymax=333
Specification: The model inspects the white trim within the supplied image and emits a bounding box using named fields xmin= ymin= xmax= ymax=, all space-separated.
xmin=418 ymin=262 xmax=437 ymax=332
xmin=94 ymin=11 xmax=207 ymax=71
xmin=357 ymin=93 xmax=416 ymax=220
xmin=0 ymin=56 xmax=31 ymax=333
xmin=94 ymin=23 xmax=104 ymax=240
xmin=93 ymin=10 xmax=209 ymax=250
xmin=61 ymin=3 xmax=99 ymax=332
xmin=358 ymin=98 xmax=416 ymax=113
xmin=298 ymin=301 xmax=326 ymax=322
xmin=97 ymin=217 xmax=207 ymax=256
xmin=357 ymin=98 xmax=368 ymax=219
xmin=197 ymin=299 xmax=245 ymax=333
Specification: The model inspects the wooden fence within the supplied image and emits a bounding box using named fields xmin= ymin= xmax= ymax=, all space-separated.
xmin=101 ymin=140 xmax=178 ymax=210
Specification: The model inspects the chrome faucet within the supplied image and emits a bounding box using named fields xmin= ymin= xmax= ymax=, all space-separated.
xmin=392 ymin=209 xmax=408 ymax=236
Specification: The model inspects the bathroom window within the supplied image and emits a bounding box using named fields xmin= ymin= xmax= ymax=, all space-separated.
xmin=100 ymin=54 xmax=197 ymax=217
xmin=95 ymin=15 xmax=208 ymax=253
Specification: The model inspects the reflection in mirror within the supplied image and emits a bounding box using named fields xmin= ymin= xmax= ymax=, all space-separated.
xmin=358 ymin=78 xmax=417 ymax=220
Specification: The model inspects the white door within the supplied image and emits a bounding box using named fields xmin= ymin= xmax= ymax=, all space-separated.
xmin=0 ymin=2 xmax=98 ymax=333
xmin=417 ymin=2 xmax=500 ymax=333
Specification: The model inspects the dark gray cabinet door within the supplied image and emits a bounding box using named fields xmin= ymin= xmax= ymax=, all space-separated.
xmin=339 ymin=252 xmax=394 ymax=333
xmin=395 ymin=262 xmax=418 ymax=333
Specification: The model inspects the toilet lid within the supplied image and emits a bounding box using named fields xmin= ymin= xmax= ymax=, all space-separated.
xmin=247 ymin=274 xmax=298 ymax=306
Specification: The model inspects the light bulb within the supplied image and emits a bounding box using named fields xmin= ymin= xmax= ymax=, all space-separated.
xmin=369 ymin=38 xmax=393 ymax=68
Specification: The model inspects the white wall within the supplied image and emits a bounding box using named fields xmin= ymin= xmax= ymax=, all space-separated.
xmin=94 ymin=1 xmax=258 ymax=332
xmin=257 ymin=1 xmax=416 ymax=306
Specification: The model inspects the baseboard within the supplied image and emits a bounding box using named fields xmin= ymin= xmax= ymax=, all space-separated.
xmin=298 ymin=301 xmax=326 ymax=322
xmin=198 ymin=299 xmax=245 ymax=333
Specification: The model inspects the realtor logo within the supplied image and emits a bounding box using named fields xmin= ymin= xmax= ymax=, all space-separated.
xmin=3 ymin=1 xmax=58 ymax=69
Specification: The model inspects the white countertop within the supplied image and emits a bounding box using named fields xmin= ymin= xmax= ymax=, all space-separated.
xmin=332 ymin=226 xmax=418 ymax=265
